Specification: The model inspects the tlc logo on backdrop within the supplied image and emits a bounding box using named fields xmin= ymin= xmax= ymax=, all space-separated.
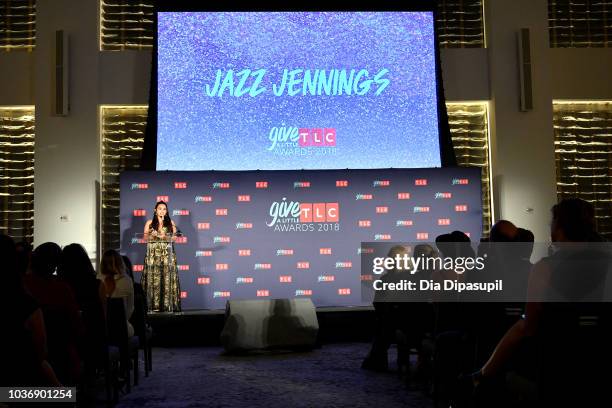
xmin=267 ymin=197 xmax=339 ymax=231
xmin=300 ymin=203 xmax=339 ymax=222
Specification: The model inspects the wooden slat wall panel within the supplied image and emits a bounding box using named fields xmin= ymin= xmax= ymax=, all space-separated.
xmin=100 ymin=1 xmax=485 ymax=50
xmin=447 ymin=102 xmax=491 ymax=236
xmin=0 ymin=0 xmax=36 ymax=51
xmin=437 ymin=0 xmax=485 ymax=48
xmin=101 ymin=106 xmax=147 ymax=253
xmin=0 ymin=107 xmax=34 ymax=243
xmin=100 ymin=0 xmax=154 ymax=51
xmin=549 ymin=0 xmax=611 ymax=47
xmin=554 ymin=101 xmax=612 ymax=238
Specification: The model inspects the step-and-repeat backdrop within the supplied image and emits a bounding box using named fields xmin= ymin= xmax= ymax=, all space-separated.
xmin=120 ymin=168 xmax=482 ymax=310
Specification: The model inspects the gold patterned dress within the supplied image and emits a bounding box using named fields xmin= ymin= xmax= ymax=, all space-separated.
xmin=142 ymin=228 xmax=181 ymax=313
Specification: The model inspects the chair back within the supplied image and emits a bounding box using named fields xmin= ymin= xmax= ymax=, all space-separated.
xmin=41 ymin=306 xmax=73 ymax=383
xmin=130 ymin=284 xmax=148 ymax=345
xmin=537 ymin=302 xmax=612 ymax=405
xmin=80 ymin=306 xmax=108 ymax=367
xmin=106 ymin=297 xmax=129 ymax=349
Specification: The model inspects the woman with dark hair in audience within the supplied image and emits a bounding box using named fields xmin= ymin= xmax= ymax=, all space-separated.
xmin=470 ymin=198 xmax=609 ymax=406
xmin=0 ymin=235 xmax=61 ymax=386
xmin=57 ymin=243 xmax=106 ymax=380
xmin=58 ymin=243 xmax=104 ymax=312
xmin=100 ymin=249 xmax=135 ymax=337
xmin=24 ymin=242 xmax=83 ymax=385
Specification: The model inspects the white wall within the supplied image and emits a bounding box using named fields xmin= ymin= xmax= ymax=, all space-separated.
xmin=33 ymin=0 xmax=100 ymax=256
xmin=485 ymin=0 xmax=558 ymax=243
xmin=0 ymin=0 xmax=611 ymax=254
xmin=0 ymin=0 xmax=152 ymax=258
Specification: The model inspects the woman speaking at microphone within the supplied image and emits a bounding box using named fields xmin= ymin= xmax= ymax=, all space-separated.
xmin=142 ymin=201 xmax=181 ymax=313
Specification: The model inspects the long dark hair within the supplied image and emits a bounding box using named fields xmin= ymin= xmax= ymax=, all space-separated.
xmin=151 ymin=201 xmax=173 ymax=232
xmin=58 ymin=243 xmax=96 ymax=288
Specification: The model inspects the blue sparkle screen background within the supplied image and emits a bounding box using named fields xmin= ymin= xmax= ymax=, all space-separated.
xmin=157 ymin=12 xmax=441 ymax=170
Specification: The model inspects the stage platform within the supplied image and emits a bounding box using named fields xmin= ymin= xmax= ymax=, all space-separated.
xmin=148 ymin=306 xmax=377 ymax=346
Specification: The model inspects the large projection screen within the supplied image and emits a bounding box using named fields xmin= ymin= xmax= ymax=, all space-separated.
xmin=157 ymin=11 xmax=442 ymax=170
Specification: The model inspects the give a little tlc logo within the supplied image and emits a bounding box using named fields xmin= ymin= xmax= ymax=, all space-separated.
xmin=268 ymin=126 xmax=336 ymax=150
xmin=267 ymin=197 xmax=339 ymax=227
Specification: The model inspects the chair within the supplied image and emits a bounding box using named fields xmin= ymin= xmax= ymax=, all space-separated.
xmin=130 ymin=285 xmax=153 ymax=376
xmin=106 ymin=297 xmax=140 ymax=393
xmin=41 ymin=306 xmax=77 ymax=385
xmin=535 ymin=302 xmax=611 ymax=406
xmin=76 ymin=300 xmax=119 ymax=406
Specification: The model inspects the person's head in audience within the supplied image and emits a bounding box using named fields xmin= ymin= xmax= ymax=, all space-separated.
xmin=517 ymin=227 xmax=535 ymax=261
xmin=488 ymin=220 xmax=524 ymax=262
xmin=490 ymin=220 xmax=519 ymax=242
xmin=551 ymin=198 xmax=599 ymax=242
xmin=100 ymin=249 xmax=126 ymax=295
xmin=58 ymin=243 xmax=96 ymax=285
xmin=435 ymin=231 xmax=473 ymax=258
xmin=121 ymin=255 xmax=134 ymax=281
xmin=412 ymin=244 xmax=439 ymax=272
xmin=383 ymin=245 xmax=410 ymax=274
xmin=31 ymin=242 xmax=61 ymax=277
xmin=413 ymin=244 xmax=437 ymax=258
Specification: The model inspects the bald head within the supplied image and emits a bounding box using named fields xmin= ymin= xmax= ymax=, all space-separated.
xmin=490 ymin=220 xmax=519 ymax=242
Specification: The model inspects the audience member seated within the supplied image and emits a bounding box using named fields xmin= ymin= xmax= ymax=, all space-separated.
xmin=362 ymin=245 xmax=435 ymax=377
xmin=100 ymin=249 xmax=135 ymax=337
xmin=472 ymin=222 xmax=534 ymax=371
xmin=122 ymin=254 xmax=156 ymax=376
xmin=432 ymin=231 xmax=474 ymax=334
xmin=57 ymin=243 xmax=106 ymax=379
xmin=24 ymin=242 xmax=83 ymax=385
xmin=431 ymin=231 xmax=479 ymax=406
xmin=122 ymin=255 xmax=147 ymax=306
xmin=471 ymin=198 xmax=611 ymax=407
xmin=0 ymin=235 xmax=61 ymax=386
